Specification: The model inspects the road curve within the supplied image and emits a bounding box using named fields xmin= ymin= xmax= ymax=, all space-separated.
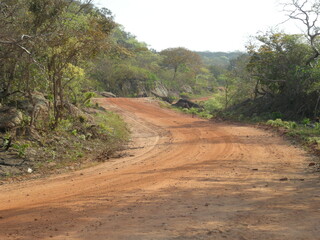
xmin=0 ymin=98 xmax=319 ymax=240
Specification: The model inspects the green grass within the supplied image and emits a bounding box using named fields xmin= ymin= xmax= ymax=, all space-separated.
xmin=264 ymin=118 xmax=320 ymax=153
xmin=266 ymin=119 xmax=297 ymax=129
xmin=95 ymin=111 xmax=130 ymax=143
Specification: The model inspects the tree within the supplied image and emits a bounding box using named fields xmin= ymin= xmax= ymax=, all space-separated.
xmin=247 ymin=32 xmax=312 ymax=97
xmin=89 ymin=26 xmax=161 ymax=96
xmin=283 ymin=0 xmax=320 ymax=66
xmin=160 ymin=47 xmax=202 ymax=81
xmin=0 ymin=0 xmax=115 ymax=126
xmin=245 ymin=30 xmax=320 ymax=118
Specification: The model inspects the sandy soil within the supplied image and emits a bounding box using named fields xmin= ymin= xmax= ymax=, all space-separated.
xmin=0 ymin=98 xmax=319 ymax=240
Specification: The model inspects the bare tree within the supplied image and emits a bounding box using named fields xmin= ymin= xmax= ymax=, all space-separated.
xmin=283 ymin=0 xmax=320 ymax=66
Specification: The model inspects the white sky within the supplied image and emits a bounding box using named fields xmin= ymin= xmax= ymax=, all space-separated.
xmin=93 ymin=0 xmax=304 ymax=52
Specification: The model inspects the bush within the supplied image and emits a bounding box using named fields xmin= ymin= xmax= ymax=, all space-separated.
xmin=302 ymin=118 xmax=311 ymax=125
xmin=266 ymin=119 xmax=297 ymax=129
xmin=95 ymin=112 xmax=129 ymax=142
xmin=81 ymin=92 xmax=97 ymax=107
xmin=203 ymin=95 xmax=224 ymax=112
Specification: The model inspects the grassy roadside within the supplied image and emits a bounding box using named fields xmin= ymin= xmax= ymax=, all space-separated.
xmin=262 ymin=119 xmax=320 ymax=156
xmin=213 ymin=108 xmax=320 ymax=160
xmin=0 ymin=104 xmax=130 ymax=182
xmin=160 ymin=97 xmax=320 ymax=163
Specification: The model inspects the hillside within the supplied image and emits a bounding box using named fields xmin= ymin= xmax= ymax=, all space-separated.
xmin=196 ymin=51 xmax=244 ymax=66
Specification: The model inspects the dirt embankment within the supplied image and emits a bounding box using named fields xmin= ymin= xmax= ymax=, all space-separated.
xmin=0 ymin=98 xmax=319 ymax=240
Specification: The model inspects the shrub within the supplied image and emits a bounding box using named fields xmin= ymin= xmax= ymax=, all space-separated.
xmin=82 ymin=92 xmax=97 ymax=106
xmin=266 ymin=119 xmax=297 ymax=129
xmin=302 ymin=118 xmax=311 ymax=125
xmin=203 ymin=95 xmax=223 ymax=112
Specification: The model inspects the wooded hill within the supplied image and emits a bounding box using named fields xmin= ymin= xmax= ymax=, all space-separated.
xmin=196 ymin=51 xmax=243 ymax=67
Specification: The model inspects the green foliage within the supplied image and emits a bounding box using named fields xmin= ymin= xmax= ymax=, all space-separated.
xmin=197 ymin=111 xmax=213 ymax=119
xmin=244 ymin=31 xmax=320 ymax=118
xmin=0 ymin=0 xmax=115 ymax=125
xmin=12 ymin=143 xmax=29 ymax=157
xmin=266 ymin=119 xmax=297 ymax=129
xmin=95 ymin=112 xmax=129 ymax=142
xmin=203 ymin=95 xmax=224 ymax=112
xmin=196 ymin=51 xmax=243 ymax=67
xmin=271 ymin=112 xmax=283 ymax=120
xmin=302 ymin=118 xmax=311 ymax=125
xmin=176 ymin=107 xmax=213 ymax=119
xmin=305 ymin=136 xmax=320 ymax=145
xmin=179 ymin=92 xmax=191 ymax=99
xmin=1 ymin=135 xmax=12 ymax=151
xmin=56 ymin=119 xmax=73 ymax=132
xmin=71 ymin=129 xmax=78 ymax=136
xmin=82 ymin=92 xmax=97 ymax=106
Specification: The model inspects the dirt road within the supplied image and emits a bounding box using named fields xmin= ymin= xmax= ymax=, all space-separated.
xmin=0 ymin=98 xmax=320 ymax=240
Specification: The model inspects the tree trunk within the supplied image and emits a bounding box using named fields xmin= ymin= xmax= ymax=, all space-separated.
xmin=172 ymin=67 xmax=178 ymax=81
xmin=314 ymin=92 xmax=320 ymax=119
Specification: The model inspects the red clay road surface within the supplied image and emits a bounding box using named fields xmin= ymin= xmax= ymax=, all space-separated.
xmin=0 ymin=98 xmax=320 ymax=240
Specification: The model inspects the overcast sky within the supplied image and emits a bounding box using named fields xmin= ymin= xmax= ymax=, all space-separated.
xmin=93 ymin=0 xmax=303 ymax=52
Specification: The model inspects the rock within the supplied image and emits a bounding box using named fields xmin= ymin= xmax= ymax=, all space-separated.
xmin=151 ymin=82 xmax=177 ymax=103
xmin=181 ymin=85 xmax=193 ymax=94
xmin=172 ymin=99 xmax=202 ymax=109
xmin=64 ymin=102 xmax=83 ymax=116
xmin=100 ymin=92 xmax=116 ymax=98
xmin=279 ymin=177 xmax=288 ymax=181
xmin=136 ymin=85 xmax=148 ymax=98
xmin=63 ymin=102 xmax=94 ymax=122
xmin=48 ymin=162 xmax=57 ymax=167
xmin=151 ymin=82 xmax=169 ymax=98
xmin=15 ymin=92 xmax=49 ymax=114
xmin=0 ymin=107 xmax=23 ymax=130
xmin=25 ymin=126 xmax=41 ymax=140
xmin=12 ymin=92 xmax=49 ymax=126
xmin=137 ymin=90 xmax=148 ymax=98
xmin=31 ymin=92 xmax=49 ymax=120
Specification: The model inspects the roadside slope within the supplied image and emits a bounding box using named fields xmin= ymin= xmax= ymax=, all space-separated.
xmin=0 ymin=98 xmax=319 ymax=240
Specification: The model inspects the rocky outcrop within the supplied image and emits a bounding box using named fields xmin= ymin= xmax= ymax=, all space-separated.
xmin=151 ymin=82 xmax=176 ymax=103
xmin=181 ymin=85 xmax=193 ymax=94
xmin=11 ymin=92 xmax=49 ymax=125
xmin=172 ymin=99 xmax=202 ymax=109
xmin=100 ymin=92 xmax=117 ymax=98
xmin=151 ymin=82 xmax=169 ymax=99
xmin=63 ymin=102 xmax=94 ymax=122
xmin=30 ymin=92 xmax=50 ymax=123
xmin=0 ymin=107 xmax=23 ymax=130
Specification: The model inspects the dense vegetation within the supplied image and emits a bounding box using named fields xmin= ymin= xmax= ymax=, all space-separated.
xmin=196 ymin=0 xmax=320 ymax=122
xmin=0 ymin=0 xmax=246 ymax=118
xmin=0 ymin=0 xmax=128 ymax=177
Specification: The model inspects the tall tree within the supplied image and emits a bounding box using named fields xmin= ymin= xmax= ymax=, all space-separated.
xmin=160 ymin=47 xmax=202 ymax=81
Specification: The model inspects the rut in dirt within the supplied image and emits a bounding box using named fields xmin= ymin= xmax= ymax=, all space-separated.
xmin=0 ymin=98 xmax=319 ymax=240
